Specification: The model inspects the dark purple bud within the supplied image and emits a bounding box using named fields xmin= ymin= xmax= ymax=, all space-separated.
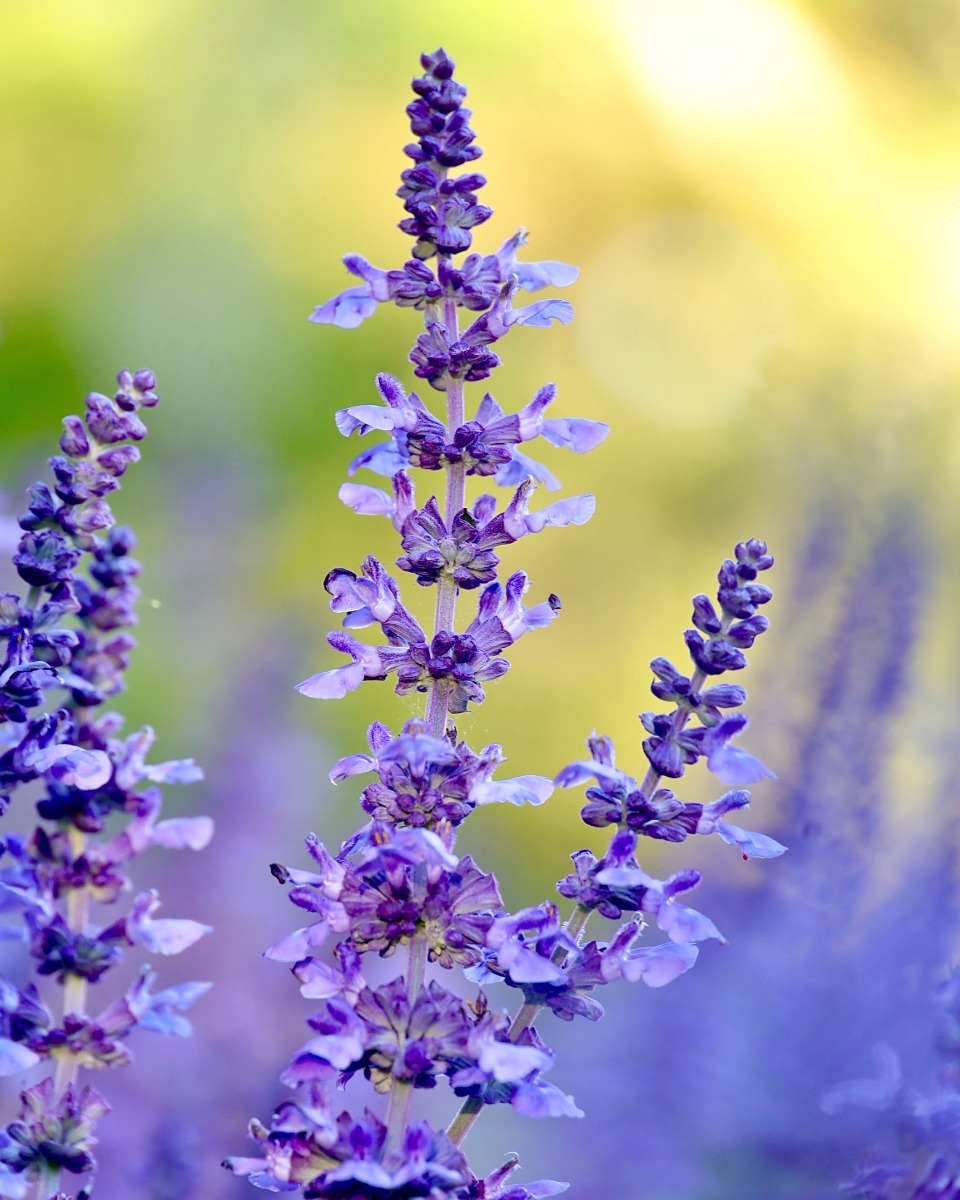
xmin=17 ymin=482 xmax=58 ymax=531
xmin=642 ymin=736 xmax=685 ymax=779
xmin=691 ymin=594 xmax=722 ymax=634
xmin=683 ymin=629 xmax=747 ymax=675
xmin=699 ymin=684 xmax=748 ymax=708
xmin=96 ymin=444 xmax=140 ymax=478
xmin=85 ymin=392 xmax=147 ymax=443
xmin=59 ymin=416 xmax=90 ymax=458
xmin=725 ymin=615 xmax=769 ymax=649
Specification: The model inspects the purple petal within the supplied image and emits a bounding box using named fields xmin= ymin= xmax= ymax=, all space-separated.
xmin=149 ymin=816 xmax=214 ymax=851
xmin=338 ymin=482 xmax=396 ymax=517
xmin=296 ymin=663 xmax=365 ymax=700
xmin=142 ymin=758 xmax=204 ymax=785
xmin=514 ymin=260 xmax=580 ymax=291
xmin=715 ymin=820 xmax=787 ymax=859
xmin=656 ymin=901 xmax=724 ymax=945
xmin=347 ymin=439 xmax=407 ymax=478
xmin=620 ymin=942 xmax=699 ymax=987
xmin=476 ymin=1038 xmax=551 ymax=1082
xmin=263 ymin=922 xmax=332 ymax=962
xmin=0 ymin=1038 xmax=40 ymax=1075
xmin=470 ymin=774 xmax=553 ymax=807
xmin=495 ymin=448 xmax=561 ymax=492
xmin=43 ymin=746 xmax=113 ymax=791
xmin=328 ymin=752 xmax=376 ymax=783
xmin=128 ymin=895 xmax=212 ymax=955
xmin=511 ymin=1081 xmax=584 ymax=1119
xmin=522 ymin=494 xmax=595 ymax=534
xmin=335 ymin=405 xmax=396 ymax=437
xmin=498 ymin=941 xmax=566 ymax=984
xmin=540 ymin=418 xmax=610 ymax=453
xmin=554 ymin=759 xmax=630 ymax=789
xmin=707 ymin=744 xmax=776 ymax=786
xmin=511 ymin=299 xmax=575 ymax=328
xmin=309 ymin=286 xmax=378 ymax=329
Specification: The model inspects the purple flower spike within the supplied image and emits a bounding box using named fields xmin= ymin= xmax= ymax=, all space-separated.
xmin=2 ymin=369 xmax=210 ymax=1196
xmin=251 ymin=47 xmax=783 ymax=1200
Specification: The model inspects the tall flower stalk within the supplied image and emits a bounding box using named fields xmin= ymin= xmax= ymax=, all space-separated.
xmin=226 ymin=50 xmax=783 ymax=1198
xmin=0 ymin=372 xmax=212 ymax=1200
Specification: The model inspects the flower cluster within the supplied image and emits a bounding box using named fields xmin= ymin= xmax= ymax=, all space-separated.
xmin=226 ymin=49 xmax=781 ymax=1199
xmin=0 ymin=373 xmax=211 ymax=1198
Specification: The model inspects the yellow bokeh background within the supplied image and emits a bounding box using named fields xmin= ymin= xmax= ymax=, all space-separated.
xmin=2 ymin=1 xmax=959 ymax=1193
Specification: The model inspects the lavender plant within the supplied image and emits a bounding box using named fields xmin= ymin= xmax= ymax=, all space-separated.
xmin=224 ymin=49 xmax=783 ymax=1198
xmin=0 ymin=372 xmax=212 ymax=1200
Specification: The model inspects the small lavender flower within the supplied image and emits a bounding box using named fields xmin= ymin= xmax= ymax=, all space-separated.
xmin=0 ymin=372 xmax=211 ymax=1198
xmin=229 ymin=49 xmax=781 ymax=1199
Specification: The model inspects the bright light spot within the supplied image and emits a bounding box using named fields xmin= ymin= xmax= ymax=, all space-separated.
xmin=614 ymin=0 xmax=850 ymax=130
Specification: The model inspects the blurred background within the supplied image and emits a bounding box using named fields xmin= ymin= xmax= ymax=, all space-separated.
xmin=3 ymin=0 xmax=960 ymax=1195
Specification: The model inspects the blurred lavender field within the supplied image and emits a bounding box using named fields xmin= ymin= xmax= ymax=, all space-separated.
xmin=4 ymin=2 xmax=960 ymax=1196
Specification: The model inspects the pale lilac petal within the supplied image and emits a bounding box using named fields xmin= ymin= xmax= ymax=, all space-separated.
xmin=696 ymin=789 xmax=750 ymax=833
xmin=656 ymin=901 xmax=724 ymax=945
xmin=540 ymin=418 xmax=610 ymax=453
xmin=522 ymin=494 xmax=595 ymax=534
xmin=338 ymin=482 xmax=396 ymax=518
xmin=514 ymin=260 xmax=579 ymax=291
xmin=328 ymin=753 xmax=376 ymax=783
xmin=264 ymin=923 xmax=332 ymax=963
xmin=554 ymin=759 xmax=629 ymax=789
xmin=309 ymin=286 xmax=378 ymax=329
xmin=511 ymin=1082 xmax=584 ymax=1119
xmin=595 ymin=863 xmax=647 ymax=888
xmin=137 ymin=917 xmax=211 ymax=955
xmin=42 ymin=747 xmax=113 ymax=791
xmin=519 ymin=600 xmax=561 ymax=632
xmin=620 ymin=942 xmax=699 ymax=987
xmin=298 ymin=1028 xmax=366 ymax=1071
xmin=715 ymin=820 xmax=787 ymax=859
xmin=149 ymin=816 xmax=214 ymax=851
xmin=296 ymin=663 xmax=365 ymax=700
xmin=495 ymin=448 xmax=561 ymax=492
xmin=335 ymin=405 xmax=396 ymax=437
xmin=476 ymin=1037 xmax=551 ymax=1082
xmin=498 ymin=941 xmax=566 ymax=984
xmin=347 ymin=439 xmax=407 ymax=478
xmin=0 ymin=1037 xmax=40 ymax=1075
xmin=470 ymin=774 xmax=553 ymax=807
xmin=142 ymin=758 xmax=204 ymax=785
xmin=128 ymin=894 xmax=212 ymax=955
xmin=511 ymin=299 xmax=575 ymax=328
xmin=343 ymin=255 xmax=391 ymax=299
xmin=707 ymin=744 xmax=776 ymax=786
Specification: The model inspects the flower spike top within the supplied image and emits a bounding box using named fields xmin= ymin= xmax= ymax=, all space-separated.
xmin=230 ymin=50 xmax=782 ymax=1200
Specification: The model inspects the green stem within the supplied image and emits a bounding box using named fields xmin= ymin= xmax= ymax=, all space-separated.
xmin=389 ymin=269 xmax=464 ymax=1149
xmin=423 ymin=289 xmax=465 ymax=741
xmin=32 ymin=1161 xmax=59 ymax=1200
xmin=46 ymin=827 xmax=89 ymax=1195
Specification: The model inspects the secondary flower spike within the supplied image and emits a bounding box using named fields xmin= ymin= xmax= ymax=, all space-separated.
xmin=0 ymin=371 xmax=211 ymax=1198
